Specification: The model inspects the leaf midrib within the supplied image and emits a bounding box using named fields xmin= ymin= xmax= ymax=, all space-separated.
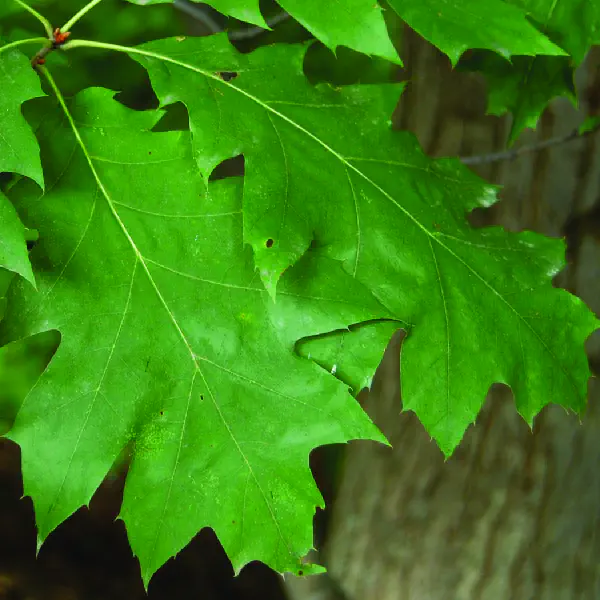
xmin=63 ymin=38 xmax=581 ymax=396
xmin=40 ymin=67 xmax=297 ymax=568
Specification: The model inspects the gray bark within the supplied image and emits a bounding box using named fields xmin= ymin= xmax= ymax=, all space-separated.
xmin=287 ymin=29 xmax=600 ymax=600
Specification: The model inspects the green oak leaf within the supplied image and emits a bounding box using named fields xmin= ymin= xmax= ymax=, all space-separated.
xmin=123 ymin=37 xmax=598 ymax=454
xmin=187 ymin=0 xmax=267 ymax=28
xmin=126 ymin=37 xmax=404 ymax=296
xmin=0 ymin=268 xmax=13 ymax=322
xmin=124 ymin=0 xmax=401 ymax=64
xmin=298 ymin=321 xmax=402 ymax=394
xmin=461 ymin=0 xmax=599 ymax=141
xmin=0 ymin=327 xmax=60 ymax=436
xmin=0 ymin=87 xmax=389 ymax=586
xmin=461 ymin=52 xmax=575 ymax=144
xmin=507 ymin=0 xmax=600 ymax=65
xmin=387 ymin=0 xmax=565 ymax=66
xmin=0 ymin=46 xmax=45 ymax=186
xmin=0 ymin=46 xmax=44 ymax=285
xmin=0 ymin=192 xmax=35 ymax=286
xmin=124 ymin=0 xmax=268 ymax=28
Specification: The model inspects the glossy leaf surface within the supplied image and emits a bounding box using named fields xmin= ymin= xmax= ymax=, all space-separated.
xmin=0 ymin=48 xmax=44 ymax=187
xmin=1 ymin=87 xmax=388 ymax=585
xmin=125 ymin=0 xmax=401 ymax=63
xmin=127 ymin=37 xmax=598 ymax=456
xmin=0 ymin=47 xmax=44 ymax=285
xmin=464 ymin=0 xmax=600 ymax=140
xmin=387 ymin=0 xmax=565 ymax=65
xmin=0 ymin=7 xmax=598 ymax=589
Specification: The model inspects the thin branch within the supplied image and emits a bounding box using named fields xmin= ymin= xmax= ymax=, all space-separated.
xmin=62 ymin=0 xmax=104 ymax=32
xmin=13 ymin=0 xmax=53 ymax=38
xmin=230 ymin=11 xmax=290 ymax=41
xmin=0 ymin=36 xmax=49 ymax=56
xmin=31 ymin=40 xmax=54 ymax=66
xmin=173 ymin=0 xmax=290 ymax=40
xmin=173 ymin=0 xmax=222 ymax=34
xmin=30 ymin=29 xmax=70 ymax=66
xmin=460 ymin=122 xmax=600 ymax=165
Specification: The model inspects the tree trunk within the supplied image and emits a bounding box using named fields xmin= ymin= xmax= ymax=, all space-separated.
xmin=287 ymin=29 xmax=600 ymax=600
xmin=325 ymin=359 xmax=600 ymax=599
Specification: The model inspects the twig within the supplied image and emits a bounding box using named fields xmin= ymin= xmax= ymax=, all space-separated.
xmin=460 ymin=122 xmax=600 ymax=165
xmin=173 ymin=0 xmax=222 ymax=34
xmin=173 ymin=0 xmax=290 ymax=40
xmin=0 ymin=37 xmax=49 ymax=56
xmin=30 ymin=41 xmax=53 ymax=66
xmin=13 ymin=0 xmax=53 ymax=38
xmin=230 ymin=11 xmax=290 ymax=41
xmin=62 ymin=0 xmax=104 ymax=33
xmin=31 ymin=29 xmax=70 ymax=67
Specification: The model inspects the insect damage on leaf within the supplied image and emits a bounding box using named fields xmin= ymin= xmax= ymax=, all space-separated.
xmin=1 ymin=85 xmax=389 ymax=586
xmin=0 ymin=2 xmax=599 ymax=589
xmin=127 ymin=35 xmax=598 ymax=455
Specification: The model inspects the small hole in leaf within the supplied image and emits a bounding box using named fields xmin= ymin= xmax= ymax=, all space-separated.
xmin=200 ymin=394 xmax=204 ymax=400
xmin=217 ymin=71 xmax=238 ymax=81
xmin=148 ymin=151 xmax=152 ymax=155
xmin=266 ymin=238 xmax=274 ymax=248
xmin=25 ymin=227 xmax=39 ymax=250
xmin=298 ymin=570 xmax=304 ymax=576
xmin=159 ymin=411 xmax=164 ymax=416
xmin=209 ymin=155 xmax=245 ymax=181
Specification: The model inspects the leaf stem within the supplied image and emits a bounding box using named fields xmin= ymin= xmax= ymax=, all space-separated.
xmin=13 ymin=0 xmax=53 ymax=37
xmin=36 ymin=65 xmax=63 ymax=108
xmin=0 ymin=36 xmax=50 ymax=55
xmin=61 ymin=39 xmax=134 ymax=53
xmin=62 ymin=0 xmax=105 ymax=32
xmin=62 ymin=38 xmax=223 ymax=82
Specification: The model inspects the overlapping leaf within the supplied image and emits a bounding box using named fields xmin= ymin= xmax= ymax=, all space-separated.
xmin=387 ymin=0 xmax=565 ymax=65
xmin=298 ymin=321 xmax=401 ymax=394
xmin=0 ymin=8 xmax=598 ymax=588
xmin=125 ymin=0 xmax=598 ymax=141
xmin=0 ymin=47 xmax=45 ymax=186
xmin=0 ymin=192 xmax=35 ymax=286
xmin=125 ymin=36 xmax=598 ymax=454
xmin=463 ymin=0 xmax=600 ymax=141
xmin=462 ymin=52 xmax=575 ymax=143
xmin=508 ymin=0 xmax=600 ymax=64
xmin=1 ymin=86 xmax=390 ymax=585
xmin=0 ymin=47 xmax=44 ymax=284
xmin=125 ymin=0 xmax=401 ymax=64
xmin=0 ymin=269 xmax=13 ymax=322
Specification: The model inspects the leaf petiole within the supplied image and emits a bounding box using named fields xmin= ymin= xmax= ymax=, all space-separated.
xmin=13 ymin=0 xmax=53 ymax=38
xmin=62 ymin=0 xmax=105 ymax=32
xmin=0 ymin=37 xmax=50 ymax=56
